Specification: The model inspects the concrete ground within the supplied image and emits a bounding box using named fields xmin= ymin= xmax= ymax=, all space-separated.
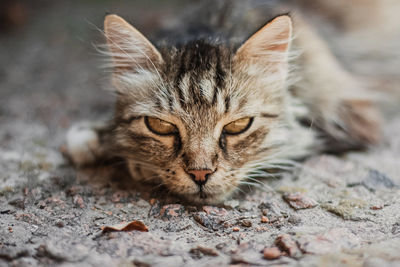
xmin=1 ymin=1 xmax=399 ymax=266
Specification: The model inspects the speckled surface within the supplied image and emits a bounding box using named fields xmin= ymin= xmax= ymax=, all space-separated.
xmin=1 ymin=1 xmax=400 ymax=266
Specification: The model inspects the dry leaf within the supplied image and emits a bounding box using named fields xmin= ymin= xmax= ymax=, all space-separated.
xmin=101 ymin=220 xmax=148 ymax=233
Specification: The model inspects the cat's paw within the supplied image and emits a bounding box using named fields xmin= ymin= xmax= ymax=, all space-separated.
xmin=66 ymin=122 xmax=100 ymax=167
xmin=323 ymin=99 xmax=382 ymax=152
xmin=339 ymin=99 xmax=382 ymax=145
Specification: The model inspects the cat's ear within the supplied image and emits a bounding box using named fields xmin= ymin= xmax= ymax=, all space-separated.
xmin=104 ymin=14 xmax=163 ymax=72
xmin=234 ymin=15 xmax=292 ymax=71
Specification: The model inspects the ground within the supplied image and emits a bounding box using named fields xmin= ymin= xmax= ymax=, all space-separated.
xmin=1 ymin=1 xmax=400 ymax=267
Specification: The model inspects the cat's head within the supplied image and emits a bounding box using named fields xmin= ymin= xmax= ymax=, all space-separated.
xmin=103 ymin=14 xmax=292 ymax=203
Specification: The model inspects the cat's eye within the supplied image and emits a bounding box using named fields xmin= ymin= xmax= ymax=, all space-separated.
xmin=223 ymin=117 xmax=253 ymax=135
xmin=145 ymin=117 xmax=178 ymax=135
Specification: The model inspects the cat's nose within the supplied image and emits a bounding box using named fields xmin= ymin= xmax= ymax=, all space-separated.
xmin=187 ymin=169 xmax=214 ymax=186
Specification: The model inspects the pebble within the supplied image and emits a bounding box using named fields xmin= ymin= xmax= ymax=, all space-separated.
xmin=297 ymin=228 xmax=360 ymax=254
xmin=263 ymin=247 xmax=281 ymax=260
xmin=111 ymin=191 xmax=129 ymax=203
xmin=190 ymin=246 xmax=219 ymax=257
xmin=261 ymin=216 xmax=269 ymax=223
xmin=73 ymin=195 xmax=85 ymax=209
xmin=275 ymin=234 xmax=302 ymax=258
xmin=202 ymin=206 xmax=228 ymax=216
xmin=37 ymin=200 xmax=46 ymax=209
xmin=391 ymin=222 xmax=400 ymax=235
xmin=232 ymin=227 xmax=240 ymax=232
xmin=363 ymin=169 xmax=397 ymax=191
xmin=55 ymin=220 xmax=64 ymax=228
xmin=283 ymin=192 xmax=318 ymax=210
xmin=193 ymin=212 xmax=218 ymax=230
xmin=159 ymin=204 xmax=185 ymax=220
xmin=241 ymin=219 xmax=252 ymax=227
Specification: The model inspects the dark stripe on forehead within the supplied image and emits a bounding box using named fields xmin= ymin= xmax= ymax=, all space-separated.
xmin=167 ymin=91 xmax=174 ymax=111
xmin=154 ymin=96 xmax=162 ymax=111
xmin=260 ymin=113 xmax=280 ymax=118
xmin=224 ymin=95 xmax=231 ymax=113
xmin=174 ymin=48 xmax=189 ymax=108
xmin=189 ymin=42 xmax=212 ymax=105
xmin=168 ymin=40 xmax=230 ymax=108
xmin=214 ymin=48 xmax=225 ymax=89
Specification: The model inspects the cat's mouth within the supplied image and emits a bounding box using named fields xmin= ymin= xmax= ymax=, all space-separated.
xmin=186 ymin=185 xmax=227 ymax=204
xmin=198 ymin=187 xmax=208 ymax=199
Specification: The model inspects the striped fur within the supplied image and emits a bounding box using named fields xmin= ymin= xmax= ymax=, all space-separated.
xmin=67 ymin=9 xmax=382 ymax=204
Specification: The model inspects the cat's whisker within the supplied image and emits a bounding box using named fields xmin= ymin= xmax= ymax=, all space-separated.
xmin=238 ymin=181 xmax=274 ymax=192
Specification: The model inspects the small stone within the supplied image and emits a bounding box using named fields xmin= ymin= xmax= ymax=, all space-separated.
xmin=190 ymin=246 xmax=219 ymax=257
xmin=23 ymin=187 xmax=29 ymax=196
xmin=37 ymin=200 xmax=46 ymax=209
xmin=275 ymin=234 xmax=302 ymax=258
xmin=193 ymin=212 xmax=218 ymax=230
xmin=297 ymin=228 xmax=360 ymax=254
xmin=159 ymin=204 xmax=185 ymax=220
xmin=283 ymin=192 xmax=317 ymax=210
xmin=392 ymin=222 xmax=400 ymax=235
xmin=232 ymin=227 xmax=240 ymax=232
xmin=215 ymin=243 xmax=226 ymax=250
xmin=241 ymin=219 xmax=252 ymax=227
xmin=111 ymin=191 xmax=129 ymax=203
xmin=370 ymin=205 xmax=383 ymax=210
xmin=55 ymin=220 xmax=64 ymax=228
xmin=202 ymin=206 xmax=228 ymax=216
xmin=263 ymin=247 xmax=281 ymax=260
xmin=363 ymin=169 xmax=397 ymax=191
xmin=73 ymin=195 xmax=85 ymax=208
xmin=261 ymin=216 xmax=269 ymax=223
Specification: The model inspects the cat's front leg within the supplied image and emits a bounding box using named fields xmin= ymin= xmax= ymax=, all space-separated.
xmin=292 ymin=16 xmax=382 ymax=152
xmin=65 ymin=121 xmax=111 ymax=166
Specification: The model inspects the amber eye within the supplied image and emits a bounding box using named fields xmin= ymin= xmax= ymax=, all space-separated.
xmin=223 ymin=117 xmax=253 ymax=135
xmin=145 ymin=117 xmax=177 ymax=135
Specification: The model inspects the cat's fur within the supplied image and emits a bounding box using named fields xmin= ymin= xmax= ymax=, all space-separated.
xmin=66 ymin=0 xmax=381 ymax=204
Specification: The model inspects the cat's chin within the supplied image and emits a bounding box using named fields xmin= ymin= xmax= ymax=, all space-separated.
xmin=179 ymin=190 xmax=232 ymax=205
xmin=126 ymin=160 xmax=234 ymax=204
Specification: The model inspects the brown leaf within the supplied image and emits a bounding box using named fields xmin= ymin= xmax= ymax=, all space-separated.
xmin=101 ymin=220 xmax=148 ymax=233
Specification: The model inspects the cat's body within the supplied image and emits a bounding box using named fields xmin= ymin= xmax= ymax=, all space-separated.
xmin=66 ymin=0 xmax=381 ymax=204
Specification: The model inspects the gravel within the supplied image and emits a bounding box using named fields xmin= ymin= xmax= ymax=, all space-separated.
xmin=1 ymin=1 xmax=400 ymax=266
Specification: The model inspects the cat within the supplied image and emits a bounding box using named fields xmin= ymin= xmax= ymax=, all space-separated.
xmin=66 ymin=0 xmax=382 ymax=204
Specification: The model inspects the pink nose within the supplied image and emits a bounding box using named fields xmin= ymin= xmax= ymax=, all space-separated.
xmin=187 ymin=169 xmax=213 ymax=186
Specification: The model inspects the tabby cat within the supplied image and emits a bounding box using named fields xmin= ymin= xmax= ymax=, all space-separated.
xmin=66 ymin=1 xmax=381 ymax=204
